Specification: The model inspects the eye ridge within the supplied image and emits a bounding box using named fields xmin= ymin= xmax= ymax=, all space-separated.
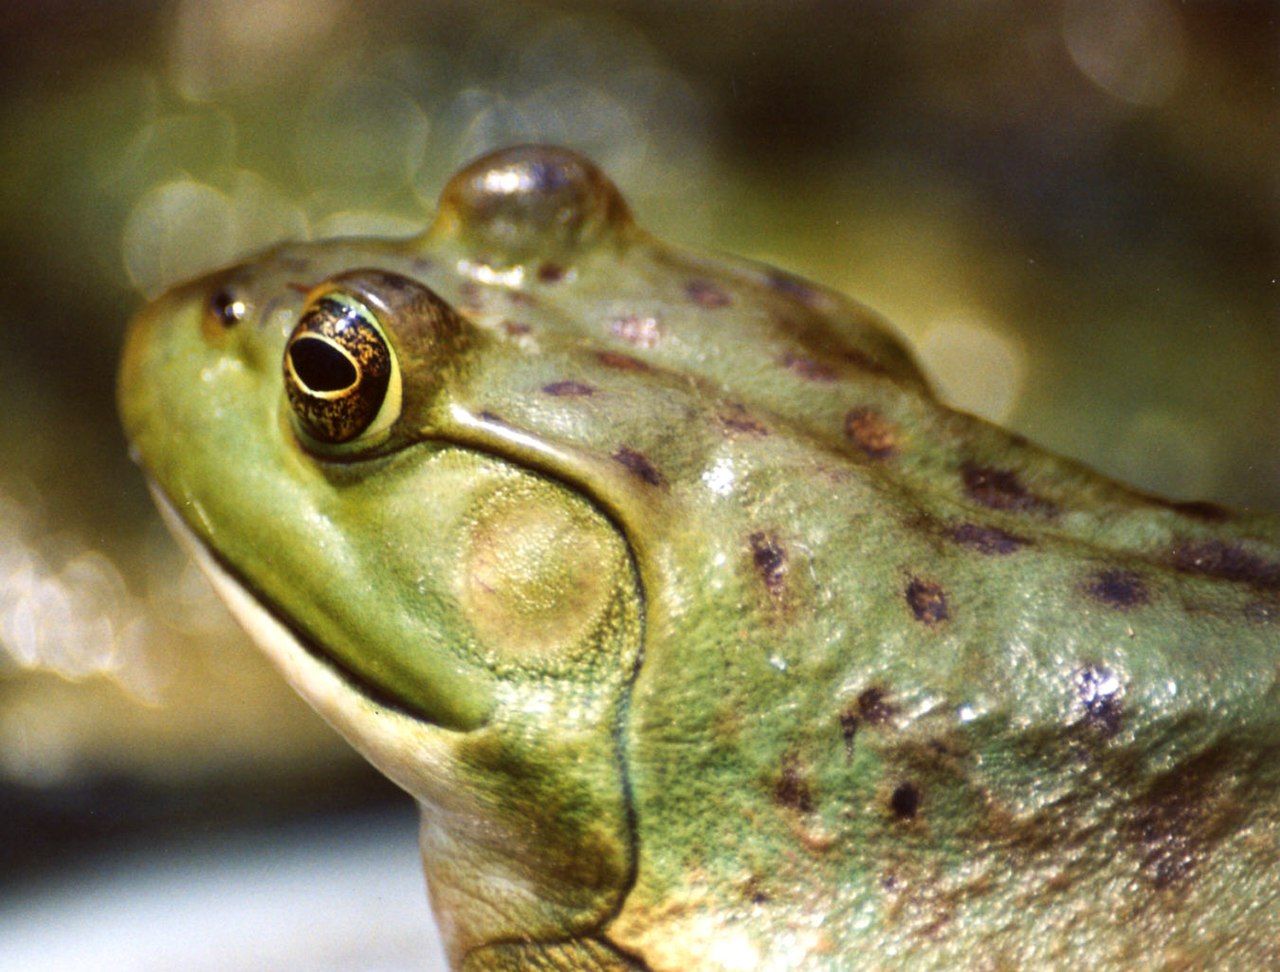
xmin=283 ymin=291 xmax=397 ymax=445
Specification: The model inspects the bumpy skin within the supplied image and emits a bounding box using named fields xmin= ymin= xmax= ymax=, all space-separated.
xmin=119 ymin=146 xmax=1280 ymax=970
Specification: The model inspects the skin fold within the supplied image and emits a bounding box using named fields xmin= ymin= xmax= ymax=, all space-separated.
xmin=119 ymin=145 xmax=1280 ymax=970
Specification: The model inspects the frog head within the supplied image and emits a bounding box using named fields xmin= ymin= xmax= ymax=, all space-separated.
xmin=119 ymin=149 xmax=666 ymax=961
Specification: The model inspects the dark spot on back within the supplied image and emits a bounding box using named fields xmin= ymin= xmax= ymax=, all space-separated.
xmin=686 ymin=279 xmax=731 ymax=308
xmin=839 ymin=689 xmax=895 ymax=759
xmin=503 ymin=320 xmax=532 ymax=336
xmin=595 ymin=350 xmax=651 ymax=372
xmin=766 ymin=269 xmax=819 ymax=304
xmin=749 ymin=532 xmax=788 ymax=594
xmin=610 ymin=314 xmax=664 ymax=348
xmin=961 ymin=463 xmax=1057 ymax=515
xmin=612 ymin=447 xmax=665 ymax=487
xmin=477 ymin=410 xmax=507 ymax=426
xmin=1074 ymin=665 xmax=1123 ymax=736
xmin=858 ymin=687 xmax=897 ymax=725
xmin=1128 ymin=748 xmax=1241 ymax=889
xmin=774 ymin=752 xmax=814 ymax=813
xmin=890 ymin=782 xmax=920 ymax=820
xmin=537 ymin=262 xmax=566 ymax=283
xmin=1085 ymin=569 xmax=1150 ymax=610
xmin=950 ymin=523 xmax=1028 ymax=555
xmin=1172 ymin=540 xmax=1280 ymax=591
xmin=780 ymin=353 xmax=838 ymax=382
xmin=844 ymin=408 xmax=897 ymax=459
xmin=906 ymin=578 xmax=950 ymax=625
xmin=286 ymin=281 xmax=313 ymax=295
xmin=542 ymin=380 xmax=595 ymax=397
xmin=719 ymin=405 xmax=769 ymax=436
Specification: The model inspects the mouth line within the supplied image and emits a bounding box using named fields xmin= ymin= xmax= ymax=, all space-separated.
xmin=147 ymin=481 xmax=455 ymax=729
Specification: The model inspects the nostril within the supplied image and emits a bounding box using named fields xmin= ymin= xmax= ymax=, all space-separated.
xmin=288 ymin=336 xmax=357 ymax=393
xmin=209 ymin=288 xmax=246 ymax=328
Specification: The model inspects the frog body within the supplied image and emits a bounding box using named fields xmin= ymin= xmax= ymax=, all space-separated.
xmin=119 ymin=146 xmax=1280 ymax=970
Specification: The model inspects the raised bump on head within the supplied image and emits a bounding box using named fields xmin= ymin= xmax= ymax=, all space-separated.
xmin=427 ymin=145 xmax=634 ymax=266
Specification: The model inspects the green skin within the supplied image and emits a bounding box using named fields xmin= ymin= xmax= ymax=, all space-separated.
xmin=119 ymin=146 xmax=1280 ymax=970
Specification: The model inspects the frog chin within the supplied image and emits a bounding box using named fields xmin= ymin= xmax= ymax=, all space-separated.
xmin=146 ymin=482 xmax=464 ymax=802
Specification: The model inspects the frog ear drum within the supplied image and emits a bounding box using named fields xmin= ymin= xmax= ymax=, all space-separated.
xmin=284 ymin=291 xmax=402 ymax=445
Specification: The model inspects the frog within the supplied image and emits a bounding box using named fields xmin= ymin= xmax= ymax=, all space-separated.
xmin=118 ymin=145 xmax=1280 ymax=970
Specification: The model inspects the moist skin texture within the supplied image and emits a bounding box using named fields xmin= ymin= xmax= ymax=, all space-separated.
xmin=119 ymin=145 xmax=1280 ymax=971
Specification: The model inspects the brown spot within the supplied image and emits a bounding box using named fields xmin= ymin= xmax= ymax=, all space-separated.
xmin=477 ymin=410 xmax=507 ymax=426
xmin=536 ymin=262 xmax=566 ymax=283
xmin=610 ymin=314 xmax=664 ymax=348
xmin=277 ymin=256 xmax=311 ymax=273
xmin=686 ymin=279 xmax=731 ymax=308
xmin=1074 ymin=665 xmax=1124 ymax=736
xmin=780 ymin=353 xmax=838 ymax=382
xmin=906 ymin=577 xmax=949 ymax=625
xmin=612 ymin=447 xmax=665 ymax=487
xmin=843 ymin=408 xmax=898 ymax=459
xmin=890 ymin=782 xmax=921 ymax=820
xmin=961 ymin=462 xmax=1057 ymax=515
xmin=1128 ymin=748 xmax=1243 ymax=889
xmin=595 ymin=350 xmax=651 ymax=372
xmin=718 ymin=404 xmax=769 ymax=436
xmin=506 ymin=289 xmax=536 ymax=306
xmin=774 ymin=753 xmax=815 ymax=813
xmin=765 ymin=269 xmax=819 ymax=305
xmin=1085 ymin=569 xmax=1150 ymax=610
xmin=840 ymin=686 xmax=897 ymax=758
xmin=542 ymin=380 xmax=595 ymax=397
xmin=950 ymin=523 xmax=1028 ymax=555
xmin=286 ymin=281 xmax=313 ymax=295
xmin=857 ymin=686 xmax=897 ymax=725
xmin=1172 ymin=539 xmax=1280 ymax=591
xmin=749 ymin=532 xmax=787 ymax=593
xmin=502 ymin=320 xmax=531 ymax=336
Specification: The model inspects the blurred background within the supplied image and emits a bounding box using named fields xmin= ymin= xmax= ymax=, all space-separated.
xmin=0 ymin=1 xmax=1275 ymax=967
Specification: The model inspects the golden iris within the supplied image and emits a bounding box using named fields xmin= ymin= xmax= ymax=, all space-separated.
xmin=284 ymin=291 xmax=399 ymax=444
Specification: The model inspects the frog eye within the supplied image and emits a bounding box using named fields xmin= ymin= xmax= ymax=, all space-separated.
xmin=284 ymin=291 xmax=402 ymax=445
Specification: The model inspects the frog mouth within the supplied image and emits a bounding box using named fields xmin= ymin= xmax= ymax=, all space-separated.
xmin=146 ymin=482 xmax=447 ymax=728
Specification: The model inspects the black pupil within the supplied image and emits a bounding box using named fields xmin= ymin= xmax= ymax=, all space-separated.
xmin=289 ymin=337 xmax=357 ymax=392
